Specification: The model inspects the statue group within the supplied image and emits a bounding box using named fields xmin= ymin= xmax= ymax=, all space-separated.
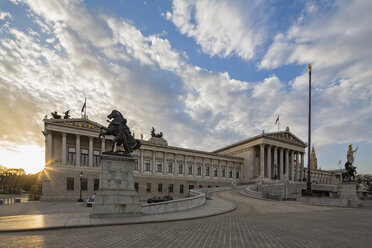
xmin=99 ymin=110 xmax=141 ymax=156
xmin=342 ymin=144 xmax=358 ymax=182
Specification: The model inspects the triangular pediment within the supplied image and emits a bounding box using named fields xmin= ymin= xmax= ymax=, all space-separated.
xmin=266 ymin=131 xmax=306 ymax=147
xmin=45 ymin=118 xmax=104 ymax=132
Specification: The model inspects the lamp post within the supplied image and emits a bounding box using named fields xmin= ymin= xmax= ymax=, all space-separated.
xmin=78 ymin=171 xmax=83 ymax=202
xmin=306 ymin=64 xmax=312 ymax=196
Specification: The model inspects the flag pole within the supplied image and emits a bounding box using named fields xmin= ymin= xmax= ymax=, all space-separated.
xmin=306 ymin=64 xmax=312 ymax=196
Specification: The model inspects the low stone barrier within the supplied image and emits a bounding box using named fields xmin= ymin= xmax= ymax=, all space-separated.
xmin=142 ymin=189 xmax=206 ymax=215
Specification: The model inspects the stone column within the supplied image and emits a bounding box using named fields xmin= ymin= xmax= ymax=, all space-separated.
xmin=140 ymin=149 xmax=144 ymax=173
xmin=285 ymin=149 xmax=289 ymax=179
xmin=260 ymin=144 xmax=265 ymax=178
xmin=279 ymin=148 xmax=283 ymax=180
xmin=202 ymin=158 xmax=205 ymax=179
xmin=290 ymin=150 xmax=295 ymax=181
xmin=301 ymin=152 xmax=305 ymax=181
xmin=233 ymin=163 xmax=236 ymax=180
xmin=152 ymin=151 xmax=156 ymax=174
xmin=163 ymin=152 xmax=167 ymax=175
xmin=75 ymin=134 xmax=80 ymax=166
xmin=184 ymin=155 xmax=187 ymax=176
xmin=211 ymin=160 xmax=214 ymax=178
xmin=193 ymin=157 xmax=197 ymax=177
xmin=173 ymin=154 xmax=177 ymax=176
xmin=219 ymin=160 xmax=222 ymax=179
xmin=296 ymin=152 xmax=300 ymax=180
xmin=266 ymin=145 xmax=271 ymax=179
xmin=46 ymin=131 xmax=52 ymax=163
xmin=89 ymin=136 xmax=93 ymax=167
xmin=61 ymin=132 xmax=67 ymax=165
xmin=101 ymin=138 xmax=106 ymax=153
xmin=273 ymin=146 xmax=278 ymax=179
xmin=249 ymin=148 xmax=255 ymax=179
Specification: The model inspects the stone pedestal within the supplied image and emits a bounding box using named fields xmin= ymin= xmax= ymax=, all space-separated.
xmin=340 ymin=182 xmax=360 ymax=207
xmin=92 ymin=154 xmax=142 ymax=217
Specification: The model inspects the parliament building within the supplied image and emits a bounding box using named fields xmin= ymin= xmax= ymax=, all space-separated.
xmin=41 ymin=116 xmax=335 ymax=201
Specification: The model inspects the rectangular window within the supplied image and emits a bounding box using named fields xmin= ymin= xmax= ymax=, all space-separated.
xmin=229 ymin=170 xmax=233 ymax=178
xmin=214 ymin=168 xmax=218 ymax=177
xmin=168 ymin=184 xmax=174 ymax=193
xmin=146 ymin=183 xmax=151 ymax=193
xmin=68 ymin=148 xmax=76 ymax=165
xmin=206 ymin=167 xmax=210 ymax=176
xmin=222 ymin=169 xmax=226 ymax=177
xmin=158 ymin=183 xmax=163 ymax=192
xmin=81 ymin=178 xmax=88 ymax=191
xmin=199 ymin=185 xmax=203 ymax=188
xmin=67 ymin=177 xmax=74 ymax=191
xmin=134 ymin=182 xmax=139 ymax=192
xmin=178 ymin=163 xmax=183 ymax=174
xmin=168 ymin=162 xmax=173 ymax=173
xmin=180 ymin=184 xmax=184 ymax=194
xmin=236 ymin=172 xmax=240 ymax=179
xmin=197 ymin=166 xmax=201 ymax=175
xmin=134 ymin=160 xmax=139 ymax=171
xmin=94 ymin=179 xmax=99 ymax=191
xmin=145 ymin=160 xmax=151 ymax=171
xmin=188 ymin=165 xmax=193 ymax=175
xmin=81 ymin=149 xmax=88 ymax=166
xmin=93 ymin=150 xmax=100 ymax=167
xmin=157 ymin=162 xmax=162 ymax=172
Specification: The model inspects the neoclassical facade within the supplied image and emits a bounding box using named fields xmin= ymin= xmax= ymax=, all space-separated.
xmin=41 ymin=117 xmax=243 ymax=201
xmin=41 ymin=118 xmax=336 ymax=201
xmin=214 ymin=127 xmax=307 ymax=182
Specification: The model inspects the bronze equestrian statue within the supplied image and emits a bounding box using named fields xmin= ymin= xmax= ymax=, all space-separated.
xmin=99 ymin=110 xmax=141 ymax=156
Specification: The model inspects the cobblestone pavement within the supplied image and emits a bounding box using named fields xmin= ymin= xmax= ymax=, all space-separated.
xmin=1 ymin=190 xmax=372 ymax=248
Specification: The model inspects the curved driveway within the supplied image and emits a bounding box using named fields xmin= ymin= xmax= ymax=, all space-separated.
xmin=1 ymin=189 xmax=371 ymax=248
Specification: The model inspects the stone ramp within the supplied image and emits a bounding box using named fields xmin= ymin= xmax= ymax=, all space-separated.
xmin=0 ymin=196 xmax=236 ymax=233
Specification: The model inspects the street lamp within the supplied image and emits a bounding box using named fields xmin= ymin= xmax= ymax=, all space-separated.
xmin=78 ymin=171 xmax=83 ymax=202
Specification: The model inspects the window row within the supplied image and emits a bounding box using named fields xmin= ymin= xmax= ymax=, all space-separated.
xmin=66 ymin=177 xmax=100 ymax=191
xmin=138 ymin=160 xmax=239 ymax=178
xmin=68 ymin=147 xmax=100 ymax=167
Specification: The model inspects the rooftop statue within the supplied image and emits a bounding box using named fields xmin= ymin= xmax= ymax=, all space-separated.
xmin=51 ymin=111 xmax=61 ymax=119
xmin=343 ymin=144 xmax=358 ymax=182
xmin=63 ymin=110 xmax=71 ymax=119
xmin=99 ymin=110 xmax=141 ymax=156
xmin=151 ymin=127 xmax=163 ymax=138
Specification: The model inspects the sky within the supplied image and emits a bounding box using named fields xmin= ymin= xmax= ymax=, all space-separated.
xmin=0 ymin=0 xmax=371 ymax=174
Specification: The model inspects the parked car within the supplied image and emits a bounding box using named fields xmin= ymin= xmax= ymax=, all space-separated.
xmin=164 ymin=195 xmax=173 ymax=201
xmin=147 ymin=196 xmax=167 ymax=204
xmin=86 ymin=193 xmax=96 ymax=207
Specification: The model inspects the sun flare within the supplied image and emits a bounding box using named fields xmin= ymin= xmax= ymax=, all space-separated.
xmin=0 ymin=143 xmax=45 ymax=174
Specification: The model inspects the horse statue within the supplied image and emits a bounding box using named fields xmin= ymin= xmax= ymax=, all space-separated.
xmin=151 ymin=127 xmax=163 ymax=138
xmin=342 ymin=162 xmax=357 ymax=182
xmin=99 ymin=110 xmax=141 ymax=156
xmin=63 ymin=110 xmax=71 ymax=119
xmin=51 ymin=111 xmax=61 ymax=119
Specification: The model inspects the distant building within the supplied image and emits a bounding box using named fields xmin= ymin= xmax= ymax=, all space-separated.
xmin=310 ymin=145 xmax=318 ymax=170
xmin=41 ymin=117 xmax=336 ymax=201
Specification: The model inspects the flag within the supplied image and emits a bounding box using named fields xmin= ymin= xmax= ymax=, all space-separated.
xmin=275 ymin=115 xmax=279 ymax=124
xmin=81 ymin=98 xmax=86 ymax=113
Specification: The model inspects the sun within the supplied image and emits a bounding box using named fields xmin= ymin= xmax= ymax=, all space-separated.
xmin=0 ymin=143 xmax=45 ymax=174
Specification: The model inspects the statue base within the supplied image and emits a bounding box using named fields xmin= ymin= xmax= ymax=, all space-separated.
xmin=92 ymin=154 xmax=142 ymax=217
xmin=340 ymin=182 xmax=360 ymax=207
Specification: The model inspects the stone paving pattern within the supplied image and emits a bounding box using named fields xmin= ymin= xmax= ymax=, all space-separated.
xmin=1 ymin=190 xmax=372 ymax=248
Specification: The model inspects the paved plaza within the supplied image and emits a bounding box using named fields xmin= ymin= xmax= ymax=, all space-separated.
xmin=1 ymin=190 xmax=372 ymax=248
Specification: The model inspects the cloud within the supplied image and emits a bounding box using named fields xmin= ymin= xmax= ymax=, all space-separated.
xmin=257 ymin=0 xmax=372 ymax=150
xmin=167 ymin=0 xmax=266 ymax=60
xmin=0 ymin=11 xmax=12 ymax=20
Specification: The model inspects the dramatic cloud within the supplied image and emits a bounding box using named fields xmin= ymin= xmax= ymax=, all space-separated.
xmin=167 ymin=0 xmax=266 ymax=60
